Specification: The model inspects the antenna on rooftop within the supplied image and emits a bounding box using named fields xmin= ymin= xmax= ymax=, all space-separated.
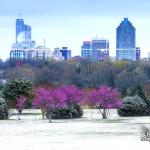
xmin=18 ymin=13 xmax=22 ymax=19
xmin=44 ymin=38 xmax=46 ymax=48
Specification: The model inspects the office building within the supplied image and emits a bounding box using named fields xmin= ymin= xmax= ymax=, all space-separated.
xmin=60 ymin=47 xmax=71 ymax=60
xmin=116 ymin=18 xmax=137 ymax=61
xmin=92 ymin=38 xmax=109 ymax=61
xmin=81 ymin=38 xmax=109 ymax=61
xmin=81 ymin=41 xmax=93 ymax=59
xmin=10 ymin=46 xmax=64 ymax=61
xmin=15 ymin=17 xmax=35 ymax=49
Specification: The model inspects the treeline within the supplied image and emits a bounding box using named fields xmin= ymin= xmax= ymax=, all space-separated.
xmin=0 ymin=58 xmax=150 ymax=97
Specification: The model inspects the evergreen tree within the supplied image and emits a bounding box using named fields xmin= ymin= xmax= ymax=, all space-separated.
xmin=132 ymin=85 xmax=146 ymax=100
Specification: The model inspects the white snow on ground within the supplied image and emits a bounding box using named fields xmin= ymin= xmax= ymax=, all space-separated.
xmin=0 ymin=109 xmax=150 ymax=150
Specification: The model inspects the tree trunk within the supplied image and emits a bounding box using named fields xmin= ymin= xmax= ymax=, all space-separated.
xmin=102 ymin=109 xmax=107 ymax=119
xmin=69 ymin=112 xmax=72 ymax=119
xmin=41 ymin=109 xmax=45 ymax=119
xmin=18 ymin=113 xmax=20 ymax=120
xmin=68 ymin=104 xmax=73 ymax=119
xmin=19 ymin=110 xmax=22 ymax=114
xmin=49 ymin=113 xmax=52 ymax=123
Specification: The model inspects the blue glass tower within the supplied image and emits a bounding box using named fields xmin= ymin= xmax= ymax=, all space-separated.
xmin=24 ymin=24 xmax=31 ymax=44
xmin=116 ymin=18 xmax=136 ymax=61
xmin=81 ymin=39 xmax=109 ymax=61
xmin=16 ymin=18 xmax=25 ymax=43
xmin=15 ymin=17 xmax=32 ymax=48
xmin=92 ymin=38 xmax=109 ymax=61
xmin=10 ymin=16 xmax=36 ymax=60
xmin=81 ymin=41 xmax=93 ymax=60
xmin=60 ymin=47 xmax=71 ymax=60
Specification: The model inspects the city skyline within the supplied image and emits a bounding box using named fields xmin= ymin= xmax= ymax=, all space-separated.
xmin=1 ymin=0 xmax=150 ymax=60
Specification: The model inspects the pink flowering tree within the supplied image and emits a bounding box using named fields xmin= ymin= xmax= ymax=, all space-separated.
xmin=32 ymin=87 xmax=66 ymax=122
xmin=87 ymin=86 xmax=123 ymax=119
xmin=16 ymin=96 xmax=26 ymax=120
xmin=47 ymin=88 xmax=66 ymax=121
xmin=32 ymin=87 xmax=51 ymax=119
xmin=49 ymin=88 xmax=66 ymax=108
xmin=60 ymin=85 xmax=82 ymax=104
xmin=59 ymin=85 xmax=83 ymax=118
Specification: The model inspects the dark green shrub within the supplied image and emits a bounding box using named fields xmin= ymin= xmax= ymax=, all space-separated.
xmin=0 ymin=98 xmax=8 ymax=120
xmin=3 ymin=78 xmax=34 ymax=108
xmin=118 ymin=96 xmax=150 ymax=117
xmin=131 ymin=85 xmax=147 ymax=100
xmin=46 ymin=103 xmax=83 ymax=119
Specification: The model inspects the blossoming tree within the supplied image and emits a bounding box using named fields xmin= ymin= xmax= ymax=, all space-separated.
xmin=60 ymin=85 xmax=83 ymax=118
xmin=32 ymin=87 xmax=66 ymax=122
xmin=60 ymin=85 xmax=82 ymax=105
xmin=32 ymin=88 xmax=49 ymax=119
xmin=16 ymin=96 xmax=26 ymax=120
xmin=87 ymin=86 xmax=123 ymax=119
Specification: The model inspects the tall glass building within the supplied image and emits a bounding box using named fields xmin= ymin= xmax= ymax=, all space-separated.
xmin=92 ymin=38 xmax=109 ymax=61
xmin=11 ymin=17 xmax=36 ymax=59
xmin=16 ymin=19 xmax=31 ymax=45
xmin=15 ymin=17 xmax=33 ymax=49
xmin=116 ymin=18 xmax=137 ymax=61
xmin=81 ymin=41 xmax=93 ymax=60
xmin=81 ymin=38 xmax=109 ymax=61
xmin=16 ymin=18 xmax=25 ymax=43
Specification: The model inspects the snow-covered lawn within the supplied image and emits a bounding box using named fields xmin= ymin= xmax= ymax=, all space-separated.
xmin=0 ymin=109 xmax=150 ymax=150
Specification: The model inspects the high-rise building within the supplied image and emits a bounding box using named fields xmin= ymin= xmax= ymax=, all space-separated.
xmin=92 ymin=38 xmax=109 ymax=61
xmin=116 ymin=18 xmax=137 ymax=61
xmin=81 ymin=38 xmax=109 ymax=61
xmin=16 ymin=18 xmax=25 ymax=43
xmin=81 ymin=41 xmax=93 ymax=59
xmin=60 ymin=47 xmax=71 ymax=60
xmin=13 ymin=16 xmax=35 ymax=50
xmin=24 ymin=24 xmax=31 ymax=45
xmin=11 ymin=16 xmax=36 ymax=59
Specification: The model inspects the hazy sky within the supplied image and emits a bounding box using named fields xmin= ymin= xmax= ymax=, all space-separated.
xmin=0 ymin=0 xmax=150 ymax=60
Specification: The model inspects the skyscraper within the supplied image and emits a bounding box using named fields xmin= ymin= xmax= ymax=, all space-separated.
xmin=116 ymin=18 xmax=137 ymax=61
xmin=92 ymin=38 xmax=109 ymax=61
xmin=81 ymin=38 xmax=109 ymax=61
xmin=24 ymin=24 xmax=31 ymax=45
xmin=11 ymin=16 xmax=36 ymax=59
xmin=14 ymin=16 xmax=35 ymax=49
xmin=81 ymin=41 xmax=93 ymax=59
xmin=16 ymin=18 xmax=25 ymax=43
